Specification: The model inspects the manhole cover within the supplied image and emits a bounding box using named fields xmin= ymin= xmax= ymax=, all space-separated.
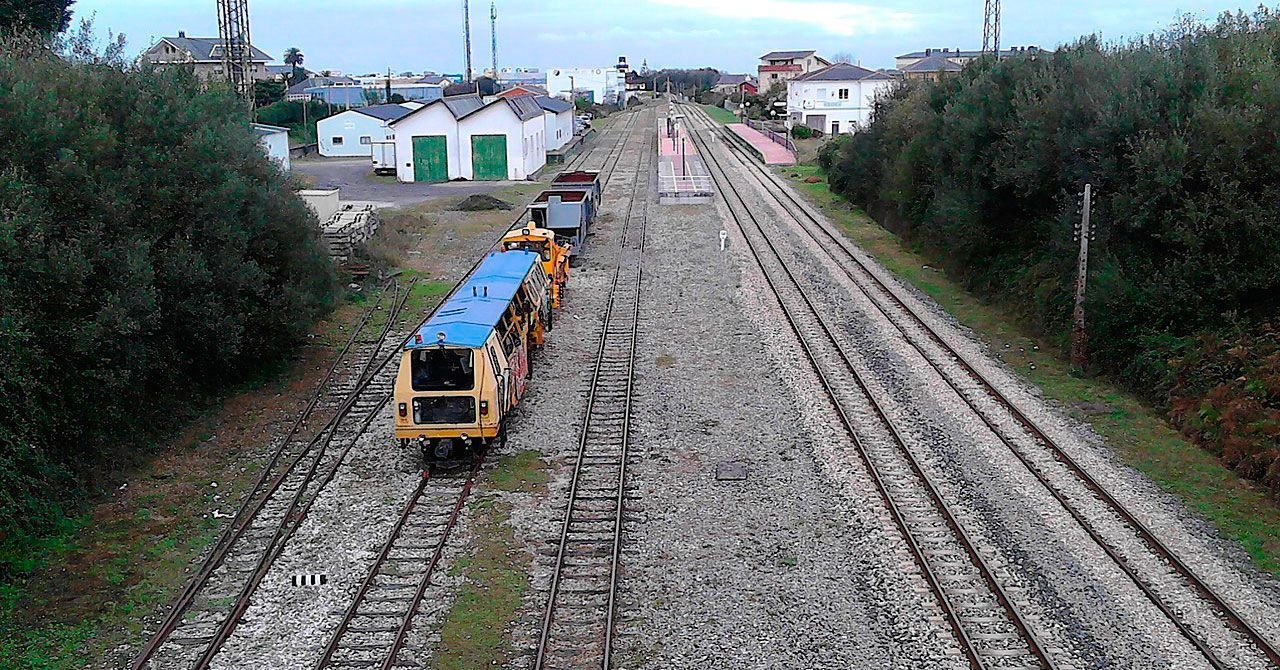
xmin=716 ymin=462 xmax=748 ymax=481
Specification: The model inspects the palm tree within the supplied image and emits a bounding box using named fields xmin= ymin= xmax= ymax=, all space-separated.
xmin=283 ymin=47 xmax=304 ymax=83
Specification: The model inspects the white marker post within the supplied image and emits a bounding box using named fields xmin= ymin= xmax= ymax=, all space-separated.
xmin=719 ymin=230 xmax=728 ymax=251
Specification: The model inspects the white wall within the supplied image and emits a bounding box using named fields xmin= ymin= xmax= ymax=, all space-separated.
xmin=544 ymin=109 xmax=573 ymax=151
xmin=786 ymin=78 xmax=895 ymax=132
xmin=392 ymin=103 xmax=461 ymax=182
xmin=546 ymin=67 xmax=625 ymax=104
xmin=317 ymin=110 xmax=394 ymax=157
xmin=257 ymin=129 xmax=290 ymax=170
xmin=457 ymin=104 xmax=545 ymax=180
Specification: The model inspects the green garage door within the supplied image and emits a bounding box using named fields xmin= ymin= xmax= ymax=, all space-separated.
xmin=412 ymin=135 xmax=448 ymax=182
xmin=471 ymin=135 xmax=508 ymax=181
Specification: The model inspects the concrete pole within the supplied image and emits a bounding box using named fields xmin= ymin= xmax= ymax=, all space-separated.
xmin=1071 ymin=183 xmax=1093 ymax=369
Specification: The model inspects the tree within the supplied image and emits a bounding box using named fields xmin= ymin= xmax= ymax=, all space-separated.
xmin=831 ymin=51 xmax=854 ymax=64
xmin=388 ymin=93 xmax=406 ymax=104
xmin=0 ymin=31 xmax=335 ymax=576
xmin=0 ymin=0 xmax=73 ymax=35
xmin=254 ymin=78 xmax=286 ymax=107
xmin=283 ymin=46 xmax=303 ymax=82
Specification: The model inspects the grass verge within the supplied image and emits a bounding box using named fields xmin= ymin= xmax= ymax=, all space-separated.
xmin=780 ymin=162 xmax=1280 ymax=578
xmin=435 ymin=450 xmax=548 ymax=670
xmin=699 ymin=104 xmax=738 ymax=125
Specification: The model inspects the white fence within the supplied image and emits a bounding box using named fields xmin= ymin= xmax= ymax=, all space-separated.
xmin=658 ymin=174 xmax=713 ymax=194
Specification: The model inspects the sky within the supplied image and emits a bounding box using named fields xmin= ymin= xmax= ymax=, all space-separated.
xmin=75 ymin=0 xmax=1238 ymax=75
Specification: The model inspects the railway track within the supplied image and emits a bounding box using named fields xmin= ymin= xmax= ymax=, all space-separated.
xmin=532 ymin=111 xmax=654 ymax=670
xmin=683 ymin=104 xmax=1280 ymax=669
xmin=133 ymin=277 xmax=419 ymax=670
xmin=312 ymin=463 xmax=480 ymax=670
xmin=130 ymin=106 xmax=647 ymax=670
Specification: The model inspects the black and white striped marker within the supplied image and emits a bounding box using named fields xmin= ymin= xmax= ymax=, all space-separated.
xmin=291 ymin=574 xmax=328 ymax=587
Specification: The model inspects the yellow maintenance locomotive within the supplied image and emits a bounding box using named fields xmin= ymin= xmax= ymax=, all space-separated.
xmin=393 ymin=248 xmax=552 ymax=463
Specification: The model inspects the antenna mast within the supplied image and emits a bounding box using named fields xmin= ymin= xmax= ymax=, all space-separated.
xmin=217 ymin=0 xmax=253 ymax=105
xmin=982 ymin=0 xmax=1001 ymax=57
xmin=490 ymin=2 xmax=497 ymax=78
xmin=462 ymin=0 xmax=473 ymax=82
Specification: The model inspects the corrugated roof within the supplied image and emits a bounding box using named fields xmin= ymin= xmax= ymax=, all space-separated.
xmin=443 ymin=95 xmax=485 ymax=118
xmin=534 ymin=95 xmax=573 ymax=113
xmin=409 ymin=251 xmax=540 ymax=349
xmin=792 ymin=63 xmax=878 ymax=82
xmin=355 ymin=104 xmax=417 ymax=121
xmin=161 ymin=36 xmax=272 ymax=62
xmin=250 ymin=123 xmax=288 ymax=136
xmin=760 ymin=50 xmax=816 ymax=60
xmin=504 ymin=94 xmax=547 ymax=121
xmin=287 ymin=75 xmax=358 ymax=95
xmin=901 ymin=55 xmax=962 ymax=73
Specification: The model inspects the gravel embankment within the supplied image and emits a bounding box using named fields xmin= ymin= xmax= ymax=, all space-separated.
xmin=695 ymin=112 xmax=1280 ymax=668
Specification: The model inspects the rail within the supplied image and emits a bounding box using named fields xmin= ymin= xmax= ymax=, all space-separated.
xmin=683 ymin=101 xmax=1280 ymax=669
xmin=746 ymin=118 xmax=797 ymax=153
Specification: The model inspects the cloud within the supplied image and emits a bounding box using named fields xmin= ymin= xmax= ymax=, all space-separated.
xmin=646 ymin=0 xmax=918 ymax=36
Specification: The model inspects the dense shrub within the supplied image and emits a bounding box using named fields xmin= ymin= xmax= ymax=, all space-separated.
xmin=820 ymin=9 xmax=1280 ymax=494
xmin=790 ymin=125 xmax=813 ymax=139
xmin=0 ymin=36 xmax=335 ymax=574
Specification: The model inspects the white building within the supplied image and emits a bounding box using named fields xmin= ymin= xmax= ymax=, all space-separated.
xmin=251 ymin=123 xmax=290 ymax=171
xmin=535 ymin=95 xmax=575 ymax=151
xmin=389 ymin=95 xmax=547 ymax=182
xmin=316 ymin=104 xmax=418 ymax=157
xmin=546 ymin=67 xmax=626 ymax=105
xmin=786 ymin=63 xmax=898 ymax=135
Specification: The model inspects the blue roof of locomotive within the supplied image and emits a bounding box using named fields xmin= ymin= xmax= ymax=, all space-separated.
xmin=408 ymin=250 xmax=540 ymax=349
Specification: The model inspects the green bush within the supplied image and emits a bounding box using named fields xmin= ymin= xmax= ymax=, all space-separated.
xmin=0 ymin=35 xmax=335 ymax=576
xmin=821 ymin=9 xmax=1280 ymax=494
xmin=790 ymin=125 xmax=813 ymax=139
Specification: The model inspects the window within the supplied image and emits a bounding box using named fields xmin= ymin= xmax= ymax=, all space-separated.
xmin=410 ymin=349 xmax=475 ymax=391
xmin=771 ymin=73 xmax=778 ymax=80
xmin=838 ymin=88 xmax=849 ymax=100
xmin=359 ymin=136 xmax=372 ymax=144
xmin=332 ymin=136 xmax=344 ymax=145
xmin=412 ymin=397 xmax=475 ymax=425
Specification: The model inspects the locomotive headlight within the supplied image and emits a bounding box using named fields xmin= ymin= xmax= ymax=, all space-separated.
xmin=397 ymin=402 xmax=407 ymax=418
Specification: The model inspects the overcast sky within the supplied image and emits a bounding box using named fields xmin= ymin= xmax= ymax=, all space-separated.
xmin=77 ymin=0 xmax=1234 ymax=74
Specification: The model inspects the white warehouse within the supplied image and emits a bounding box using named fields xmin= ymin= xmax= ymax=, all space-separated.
xmin=546 ymin=67 xmax=626 ymax=105
xmin=786 ymin=63 xmax=898 ymax=135
xmin=316 ymin=103 xmax=424 ymax=157
xmin=389 ymin=94 xmax=548 ymax=182
xmin=535 ymin=95 xmax=575 ymax=151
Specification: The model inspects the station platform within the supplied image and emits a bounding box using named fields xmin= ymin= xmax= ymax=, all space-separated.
xmin=657 ymin=121 xmax=713 ymax=204
xmin=727 ymin=123 xmax=796 ymax=165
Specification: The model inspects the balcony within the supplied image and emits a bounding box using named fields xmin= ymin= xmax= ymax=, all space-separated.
xmin=759 ymin=64 xmax=802 ymax=73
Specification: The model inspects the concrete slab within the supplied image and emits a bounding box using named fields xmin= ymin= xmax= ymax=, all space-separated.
xmin=727 ymin=123 xmax=796 ymax=165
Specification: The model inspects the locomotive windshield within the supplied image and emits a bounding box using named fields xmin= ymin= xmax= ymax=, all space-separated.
xmin=410 ymin=349 xmax=475 ymax=391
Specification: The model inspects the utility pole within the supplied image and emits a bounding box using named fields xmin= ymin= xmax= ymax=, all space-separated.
xmin=1071 ymin=183 xmax=1094 ymax=369
xmin=462 ymin=0 xmax=473 ymax=82
xmin=490 ymin=2 xmax=497 ymax=78
xmin=385 ymin=67 xmax=392 ymax=103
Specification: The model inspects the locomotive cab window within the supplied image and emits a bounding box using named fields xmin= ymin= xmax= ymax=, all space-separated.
xmin=410 ymin=349 xmax=475 ymax=391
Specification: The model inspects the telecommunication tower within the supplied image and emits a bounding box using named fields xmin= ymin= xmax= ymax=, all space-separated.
xmin=490 ymin=2 xmax=497 ymax=77
xmin=982 ymin=0 xmax=1001 ymax=57
xmin=216 ymin=0 xmax=254 ymax=104
xmin=462 ymin=0 xmax=473 ymax=81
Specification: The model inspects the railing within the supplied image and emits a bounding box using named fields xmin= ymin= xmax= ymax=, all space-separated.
xmin=658 ymin=174 xmax=713 ymax=194
xmin=746 ymin=119 xmax=797 ymax=153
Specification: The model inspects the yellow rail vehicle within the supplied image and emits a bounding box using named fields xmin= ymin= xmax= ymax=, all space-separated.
xmin=501 ymin=225 xmax=571 ymax=308
xmin=394 ymin=249 xmax=552 ymax=463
